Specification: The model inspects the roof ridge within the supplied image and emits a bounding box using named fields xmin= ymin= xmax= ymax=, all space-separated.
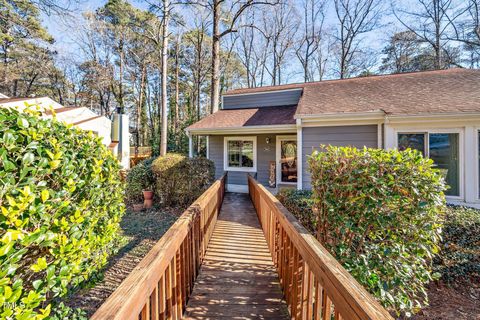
xmin=225 ymin=68 xmax=474 ymax=95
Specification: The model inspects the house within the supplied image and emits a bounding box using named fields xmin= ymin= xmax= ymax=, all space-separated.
xmin=186 ymin=68 xmax=480 ymax=206
xmin=0 ymin=96 xmax=130 ymax=168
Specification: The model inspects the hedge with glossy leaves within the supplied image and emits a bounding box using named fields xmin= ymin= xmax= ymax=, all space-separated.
xmin=308 ymin=146 xmax=446 ymax=317
xmin=434 ymin=205 xmax=480 ymax=282
xmin=151 ymin=154 xmax=214 ymax=206
xmin=0 ymin=107 xmax=125 ymax=319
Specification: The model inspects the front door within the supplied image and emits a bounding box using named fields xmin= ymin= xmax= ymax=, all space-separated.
xmin=276 ymin=136 xmax=298 ymax=185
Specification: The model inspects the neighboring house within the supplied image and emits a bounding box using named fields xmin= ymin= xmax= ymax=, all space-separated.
xmin=187 ymin=68 xmax=480 ymax=206
xmin=0 ymin=96 xmax=130 ymax=168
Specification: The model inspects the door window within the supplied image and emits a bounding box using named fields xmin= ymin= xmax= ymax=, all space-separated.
xmin=280 ymin=140 xmax=297 ymax=183
xmin=398 ymin=132 xmax=459 ymax=196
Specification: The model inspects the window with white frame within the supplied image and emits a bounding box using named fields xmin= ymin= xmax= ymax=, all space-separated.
xmin=398 ymin=132 xmax=460 ymax=196
xmin=224 ymin=137 xmax=256 ymax=172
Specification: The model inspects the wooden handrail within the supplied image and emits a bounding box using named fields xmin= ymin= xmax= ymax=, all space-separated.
xmin=92 ymin=175 xmax=226 ymax=320
xmin=248 ymin=175 xmax=393 ymax=320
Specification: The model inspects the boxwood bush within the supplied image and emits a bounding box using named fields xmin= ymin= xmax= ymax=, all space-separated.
xmin=125 ymin=157 xmax=155 ymax=204
xmin=434 ymin=205 xmax=480 ymax=282
xmin=151 ymin=154 xmax=214 ymax=206
xmin=308 ymin=146 xmax=446 ymax=316
xmin=0 ymin=107 xmax=125 ymax=319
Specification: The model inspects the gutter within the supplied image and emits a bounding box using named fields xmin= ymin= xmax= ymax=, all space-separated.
xmin=186 ymin=124 xmax=297 ymax=135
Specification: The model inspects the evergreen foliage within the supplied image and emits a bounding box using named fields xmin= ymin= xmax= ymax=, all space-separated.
xmin=0 ymin=107 xmax=125 ymax=319
xmin=307 ymin=146 xmax=446 ymax=316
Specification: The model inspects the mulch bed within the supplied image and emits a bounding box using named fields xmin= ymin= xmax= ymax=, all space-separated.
xmin=64 ymin=205 xmax=181 ymax=317
xmin=412 ymin=278 xmax=480 ymax=320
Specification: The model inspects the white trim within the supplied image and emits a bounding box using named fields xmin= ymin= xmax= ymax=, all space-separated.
xmin=473 ymin=126 xmax=480 ymax=202
xmin=386 ymin=112 xmax=480 ymax=123
xmin=223 ymin=136 xmax=257 ymax=173
xmin=276 ymin=135 xmax=298 ymax=187
xmin=226 ymin=184 xmax=249 ymax=193
xmin=447 ymin=199 xmax=480 ymax=209
xmin=296 ymin=110 xmax=385 ymax=121
xmin=464 ymin=126 xmax=477 ymax=203
xmin=223 ymin=87 xmax=303 ymax=97
xmin=301 ymin=119 xmax=383 ymax=127
xmin=394 ymin=128 xmax=465 ymax=201
xmin=188 ymin=133 xmax=193 ymax=158
xmin=206 ymin=135 xmax=210 ymax=159
xmin=187 ymin=124 xmax=296 ymax=135
xmin=377 ymin=124 xmax=383 ymax=148
xmin=296 ymin=119 xmax=303 ymax=190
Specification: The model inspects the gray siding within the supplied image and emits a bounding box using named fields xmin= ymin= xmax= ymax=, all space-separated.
xmin=223 ymin=90 xmax=302 ymax=109
xmin=302 ymin=125 xmax=378 ymax=189
xmin=208 ymin=134 xmax=278 ymax=187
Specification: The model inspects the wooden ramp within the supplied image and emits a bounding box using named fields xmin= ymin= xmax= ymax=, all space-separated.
xmin=185 ymin=193 xmax=290 ymax=319
xmin=92 ymin=176 xmax=392 ymax=320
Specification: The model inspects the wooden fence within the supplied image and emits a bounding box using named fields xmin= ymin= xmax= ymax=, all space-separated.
xmin=91 ymin=175 xmax=226 ymax=320
xmin=248 ymin=175 xmax=393 ymax=320
xmin=130 ymin=146 xmax=153 ymax=157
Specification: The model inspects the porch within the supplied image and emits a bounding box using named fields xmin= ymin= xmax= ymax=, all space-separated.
xmin=189 ymin=133 xmax=302 ymax=193
xmin=91 ymin=175 xmax=392 ymax=320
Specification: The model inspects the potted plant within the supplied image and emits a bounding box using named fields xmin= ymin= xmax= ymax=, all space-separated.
xmin=142 ymin=184 xmax=154 ymax=209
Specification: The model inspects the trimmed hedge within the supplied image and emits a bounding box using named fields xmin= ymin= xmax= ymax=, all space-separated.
xmin=308 ymin=146 xmax=446 ymax=316
xmin=151 ymin=154 xmax=214 ymax=206
xmin=125 ymin=157 xmax=155 ymax=204
xmin=277 ymin=189 xmax=315 ymax=234
xmin=434 ymin=205 xmax=480 ymax=282
xmin=0 ymin=107 xmax=125 ymax=319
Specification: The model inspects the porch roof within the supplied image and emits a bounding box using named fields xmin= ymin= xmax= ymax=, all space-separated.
xmin=187 ymin=105 xmax=296 ymax=133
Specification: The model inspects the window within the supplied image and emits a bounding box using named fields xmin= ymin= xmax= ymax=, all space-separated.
xmin=224 ymin=137 xmax=256 ymax=172
xmin=398 ymin=132 xmax=460 ymax=196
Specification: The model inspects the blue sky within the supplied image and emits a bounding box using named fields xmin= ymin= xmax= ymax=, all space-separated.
xmin=40 ymin=0 xmax=450 ymax=82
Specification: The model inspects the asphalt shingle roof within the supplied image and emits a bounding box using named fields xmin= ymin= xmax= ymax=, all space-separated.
xmin=187 ymin=105 xmax=296 ymax=131
xmin=186 ymin=69 xmax=480 ymax=131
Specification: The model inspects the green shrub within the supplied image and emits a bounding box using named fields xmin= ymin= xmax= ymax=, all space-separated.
xmin=125 ymin=157 xmax=155 ymax=204
xmin=434 ymin=205 xmax=480 ymax=282
xmin=151 ymin=154 xmax=214 ymax=206
xmin=0 ymin=107 xmax=125 ymax=319
xmin=308 ymin=146 xmax=446 ymax=316
xmin=277 ymin=189 xmax=315 ymax=234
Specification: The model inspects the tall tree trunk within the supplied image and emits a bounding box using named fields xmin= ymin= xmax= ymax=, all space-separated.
xmin=160 ymin=0 xmax=170 ymax=156
xmin=137 ymin=64 xmax=147 ymax=152
xmin=119 ymin=37 xmax=125 ymax=113
xmin=210 ymin=0 xmax=221 ymax=114
xmin=434 ymin=0 xmax=441 ymax=69
xmin=174 ymin=38 xmax=180 ymax=149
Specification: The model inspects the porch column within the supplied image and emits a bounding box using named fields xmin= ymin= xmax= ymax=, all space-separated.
xmin=206 ymin=135 xmax=210 ymax=159
xmin=296 ymin=119 xmax=303 ymax=190
xmin=188 ymin=133 xmax=193 ymax=158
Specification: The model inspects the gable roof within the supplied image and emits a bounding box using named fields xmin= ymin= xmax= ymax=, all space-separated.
xmin=187 ymin=106 xmax=296 ymax=132
xmin=188 ymin=69 xmax=480 ymax=132
xmin=223 ymin=69 xmax=480 ymax=116
xmin=297 ymin=68 xmax=480 ymax=117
